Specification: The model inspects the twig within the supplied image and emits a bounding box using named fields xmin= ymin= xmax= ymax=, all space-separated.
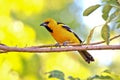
xmin=0 ymin=45 xmax=119 ymax=53
xmin=0 ymin=34 xmax=119 ymax=53
xmin=90 ymin=34 xmax=120 ymax=45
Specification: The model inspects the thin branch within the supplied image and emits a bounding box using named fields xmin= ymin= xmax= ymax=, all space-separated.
xmin=0 ymin=45 xmax=119 ymax=53
xmin=0 ymin=34 xmax=119 ymax=53
xmin=90 ymin=34 xmax=120 ymax=45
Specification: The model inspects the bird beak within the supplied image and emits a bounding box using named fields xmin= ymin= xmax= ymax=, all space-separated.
xmin=40 ymin=22 xmax=47 ymax=26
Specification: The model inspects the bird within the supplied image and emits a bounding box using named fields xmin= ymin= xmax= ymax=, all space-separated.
xmin=40 ymin=18 xmax=94 ymax=63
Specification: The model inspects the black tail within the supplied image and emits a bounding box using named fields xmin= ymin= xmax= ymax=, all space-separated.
xmin=78 ymin=50 xmax=94 ymax=63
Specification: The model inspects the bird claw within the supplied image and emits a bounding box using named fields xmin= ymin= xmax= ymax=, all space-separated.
xmin=54 ymin=41 xmax=70 ymax=47
xmin=54 ymin=43 xmax=61 ymax=47
xmin=63 ymin=41 xmax=69 ymax=46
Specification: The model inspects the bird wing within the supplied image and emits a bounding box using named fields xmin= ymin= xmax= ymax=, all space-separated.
xmin=61 ymin=24 xmax=82 ymax=43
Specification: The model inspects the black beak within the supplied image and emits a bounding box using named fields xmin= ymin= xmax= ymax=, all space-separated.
xmin=40 ymin=22 xmax=48 ymax=27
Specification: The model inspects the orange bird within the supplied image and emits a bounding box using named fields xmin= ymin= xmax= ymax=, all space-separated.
xmin=40 ymin=18 xmax=94 ymax=63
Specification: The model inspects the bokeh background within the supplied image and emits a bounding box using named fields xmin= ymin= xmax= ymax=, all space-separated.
xmin=0 ymin=0 xmax=120 ymax=80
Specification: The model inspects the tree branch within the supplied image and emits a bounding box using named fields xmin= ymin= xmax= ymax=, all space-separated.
xmin=0 ymin=45 xmax=119 ymax=53
xmin=90 ymin=34 xmax=120 ymax=45
xmin=0 ymin=34 xmax=119 ymax=53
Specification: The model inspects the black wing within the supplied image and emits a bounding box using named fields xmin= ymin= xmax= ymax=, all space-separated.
xmin=57 ymin=22 xmax=73 ymax=32
xmin=62 ymin=25 xmax=73 ymax=32
xmin=61 ymin=24 xmax=82 ymax=43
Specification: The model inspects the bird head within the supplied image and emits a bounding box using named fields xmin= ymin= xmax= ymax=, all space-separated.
xmin=40 ymin=18 xmax=57 ymax=27
xmin=40 ymin=18 xmax=57 ymax=32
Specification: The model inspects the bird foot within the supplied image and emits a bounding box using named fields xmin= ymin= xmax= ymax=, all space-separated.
xmin=54 ymin=43 xmax=61 ymax=47
xmin=63 ymin=41 xmax=69 ymax=46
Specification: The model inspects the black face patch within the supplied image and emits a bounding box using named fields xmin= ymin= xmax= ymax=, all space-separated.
xmin=45 ymin=26 xmax=53 ymax=33
xmin=40 ymin=22 xmax=53 ymax=33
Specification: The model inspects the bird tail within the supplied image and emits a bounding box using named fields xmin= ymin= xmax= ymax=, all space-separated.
xmin=78 ymin=50 xmax=94 ymax=63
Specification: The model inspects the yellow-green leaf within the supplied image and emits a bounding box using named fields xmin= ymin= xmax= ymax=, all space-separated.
xmin=83 ymin=4 xmax=101 ymax=16
xmin=108 ymin=9 xmax=120 ymax=22
xmin=68 ymin=76 xmax=80 ymax=80
xmin=46 ymin=70 xmax=65 ymax=80
xmin=116 ymin=23 xmax=120 ymax=28
xmin=86 ymin=27 xmax=97 ymax=44
xmin=102 ymin=4 xmax=112 ymax=20
xmin=101 ymin=24 xmax=110 ymax=45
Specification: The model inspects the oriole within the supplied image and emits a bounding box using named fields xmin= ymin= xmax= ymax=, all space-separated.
xmin=40 ymin=18 xmax=94 ymax=63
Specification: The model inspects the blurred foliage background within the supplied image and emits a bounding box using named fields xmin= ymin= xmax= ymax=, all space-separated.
xmin=0 ymin=0 xmax=120 ymax=80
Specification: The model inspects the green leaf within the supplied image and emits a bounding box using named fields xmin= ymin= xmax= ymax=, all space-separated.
xmin=88 ymin=70 xmax=120 ymax=80
xmin=83 ymin=4 xmax=101 ymax=16
xmin=68 ymin=76 xmax=80 ymax=80
xmin=102 ymin=0 xmax=119 ymax=5
xmin=118 ymin=0 xmax=120 ymax=4
xmin=115 ymin=11 xmax=120 ymax=22
xmin=87 ymin=75 xmax=113 ymax=80
xmin=103 ymin=69 xmax=111 ymax=73
xmin=102 ymin=69 xmax=120 ymax=80
xmin=108 ymin=9 xmax=120 ymax=22
xmin=102 ymin=4 xmax=112 ymax=20
xmin=116 ymin=16 xmax=120 ymax=23
xmin=46 ymin=70 xmax=65 ymax=80
xmin=86 ymin=27 xmax=97 ymax=44
xmin=116 ymin=22 xmax=120 ymax=28
xmin=101 ymin=24 xmax=110 ymax=45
